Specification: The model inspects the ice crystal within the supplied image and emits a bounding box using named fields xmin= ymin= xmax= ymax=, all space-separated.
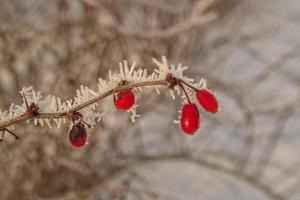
xmin=0 ymin=56 xmax=207 ymax=129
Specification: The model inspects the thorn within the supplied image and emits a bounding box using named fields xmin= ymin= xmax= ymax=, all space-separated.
xmin=22 ymin=93 xmax=29 ymax=109
xmin=21 ymin=93 xmax=39 ymax=117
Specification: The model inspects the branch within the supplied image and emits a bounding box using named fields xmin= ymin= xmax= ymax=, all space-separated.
xmin=0 ymin=80 xmax=167 ymax=129
xmin=0 ymin=56 xmax=212 ymax=144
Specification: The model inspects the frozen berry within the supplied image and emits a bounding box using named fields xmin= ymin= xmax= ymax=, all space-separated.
xmin=180 ymin=103 xmax=200 ymax=135
xmin=114 ymin=90 xmax=135 ymax=110
xmin=69 ymin=123 xmax=88 ymax=148
xmin=196 ymin=89 xmax=218 ymax=113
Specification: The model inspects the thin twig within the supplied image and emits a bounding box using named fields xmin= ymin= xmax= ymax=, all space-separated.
xmin=0 ymin=128 xmax=19 ymax=141
xmin=178 ymin=82 xmax=191 ymax=103
xmin=180 ymin=80 xmax=199 ymax=91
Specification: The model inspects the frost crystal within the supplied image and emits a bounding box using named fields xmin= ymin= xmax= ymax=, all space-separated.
xmin=0 ymin=56 xmax=206 ymax=129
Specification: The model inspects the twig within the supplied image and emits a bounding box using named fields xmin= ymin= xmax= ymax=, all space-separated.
xmin=0 ymin=128 xmax=19 ymax=141
xmin=180 ymin=80 xmax=199 ymax=91
xmin=178 ymin=82 xmax=191 ymax=104
xmin=0 ymin=79 xmax=167 ymax=129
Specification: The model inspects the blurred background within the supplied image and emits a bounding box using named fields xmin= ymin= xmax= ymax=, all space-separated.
xmin=0 ymin=0 xmax=300 ymax=199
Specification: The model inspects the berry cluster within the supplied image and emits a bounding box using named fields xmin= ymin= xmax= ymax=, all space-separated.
xmin=166 ymin=73 xmax=219 ymax=135
xmin=180 ymin=89 xmax=218 ymax=135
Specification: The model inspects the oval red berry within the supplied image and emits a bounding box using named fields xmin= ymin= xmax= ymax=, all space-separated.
xmin=69 ymin=123 xmax=88 ymax=148
xmin=180 ymin=103 xmax=200 ymax=135
xmin=113 ymin=90 xmax=135 ymax=110
xmin=196 ymin=89 xmax=218 ymax=113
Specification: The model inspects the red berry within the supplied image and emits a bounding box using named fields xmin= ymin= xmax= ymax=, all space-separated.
xmin=180 ymin=103 xmax=200 ymax=135
xmin=69 ymin=123 xmax=88 ymax=148
xmin=113 ymin=90 xmax=135 ymax=110
xmin=196 ymin=89 xmax=218 ymax=113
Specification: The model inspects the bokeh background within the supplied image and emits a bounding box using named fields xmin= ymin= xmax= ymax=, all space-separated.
xmin=0 ymin=0 xmax=300 ymax=199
